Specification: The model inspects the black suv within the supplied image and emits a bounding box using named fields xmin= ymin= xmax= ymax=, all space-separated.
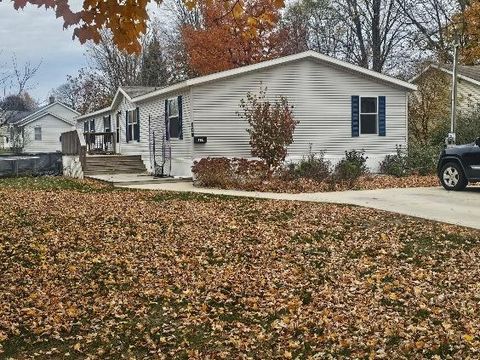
xmin=437 ymin=137 xmax=480 ymax=191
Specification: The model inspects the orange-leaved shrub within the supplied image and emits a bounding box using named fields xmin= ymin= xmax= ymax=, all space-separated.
xmin=238 ymin=86 xmax=298 ymax=171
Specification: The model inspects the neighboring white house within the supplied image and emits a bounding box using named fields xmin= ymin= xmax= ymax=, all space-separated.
xmin=76 ymin=50 xmax=416 ymax=177
xmin=5 ymin=97 xmax=79 ymax=153
xmin=411 ymin=63 xmax=480 ymax=114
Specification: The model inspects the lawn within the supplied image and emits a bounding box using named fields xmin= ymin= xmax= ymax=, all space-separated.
xmin=0 ymin=177 xmax=479 ymax=359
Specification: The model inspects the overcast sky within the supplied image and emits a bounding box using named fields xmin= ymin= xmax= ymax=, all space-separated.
xmin=0 ymin=1 xmax=86 ymax=105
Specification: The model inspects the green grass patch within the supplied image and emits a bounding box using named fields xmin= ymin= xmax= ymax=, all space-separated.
xmin=0 ymin=176 xmax=115 ymax=192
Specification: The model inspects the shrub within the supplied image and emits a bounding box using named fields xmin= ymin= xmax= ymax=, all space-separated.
xmin=287 ymin=149 xmax=332 ymax=181
xmin=428 ymin=105 xmax=480 ymax=146
xmin=191 ymin=157 xmax=233 ymax=188
xmin=192 ymin=157 xmax=269 ymax=188
xmin=238 ymin=86 xmax=298 ymax=171
xmin=333 ymin=150 xmax=368 ymax=185
xmin=406 ymin=144 xmax=440 ymax=176
xmin=379 ymin=146 xmax=409 ymax=177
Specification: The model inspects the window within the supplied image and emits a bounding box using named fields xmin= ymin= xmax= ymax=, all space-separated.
xmin=360 ymin=97 xmax=378 ymax=135
xmin=116 ymin=112 xmax=121 ymax=142
xmin=126 ymin=108 xmax=139 ymax=142
xmin=89 ymin=119 xmax=95 ymax=132
xmin=103 ymin=115 xmax=111 ymax=132
xmin=34 ymin=126 xmax=42 ymax=141
xmin=167 ymin=98 xmax=181 ymax=139
xmin=84 ymin=121 xmax=89 ymax=133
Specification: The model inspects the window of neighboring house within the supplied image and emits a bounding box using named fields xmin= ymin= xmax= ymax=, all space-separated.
xmin=34 ymin=126 xmax=42 ymax=141
xmin=84 ymin=121 xmax=89 ymax=133
xmin=103 ymin=115 xmax=111 ymax=132
xmin=89 ymin=119 xmax=95 ymax=132
xmin=167 ymin=98 xmax=181 ymax=139
xmin=126 ymin=108 xmax=140 ymax=142
xmin=360 ymin=97 xmax=378 ymax=135
xmin=116 ymin=112 xmax=121 ymax=142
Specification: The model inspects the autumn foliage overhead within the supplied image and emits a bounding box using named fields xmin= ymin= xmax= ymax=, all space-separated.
xmin=458 ymin=0 xmax=480 ymax=64
xmin=8 ymin=0 xmax=285 ymax=53
xmin=181 ymin=0 xmax=287 ymax=76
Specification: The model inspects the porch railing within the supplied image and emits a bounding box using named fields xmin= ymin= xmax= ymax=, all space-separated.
xmin=61 ymin=128 xmax=87 ymax=170
xmin=84 ymin=132 xmax=116 ymax=155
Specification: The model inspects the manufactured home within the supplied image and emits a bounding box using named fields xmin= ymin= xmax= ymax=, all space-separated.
xmin=76 ymin=50 xmax=416 ymax=177
xmin=411 ymin=63 xmax=480 ymax=114
xmin=3 ymin=97 xmax=79 ymax=153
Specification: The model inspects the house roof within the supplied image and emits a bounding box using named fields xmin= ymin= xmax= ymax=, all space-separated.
xmin=411 ymin=63 xmax=480 ymax=86
xmin=20 ymin=111 xmax=77 ymax=127
xmin=5 ymin=101 xmax=80 ymax=126
xmin=122 ymin=86 xmax=158 ymax=99
xmin=76 ymin=50 xmax=417 ymax=121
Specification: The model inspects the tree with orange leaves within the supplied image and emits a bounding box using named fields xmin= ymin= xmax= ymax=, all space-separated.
xmin=458 ymin=0 xmax=480 ymax=64
xmin=181 ymin=0 xmax=288 ymax=76
xmin=6 ymin=0 xmax=285 ymax=54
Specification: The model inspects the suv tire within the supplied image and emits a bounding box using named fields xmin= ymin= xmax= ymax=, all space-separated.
xmin=440 ymin=162 xmax=468 ymax=191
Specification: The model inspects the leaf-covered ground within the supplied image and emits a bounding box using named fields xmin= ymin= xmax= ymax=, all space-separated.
xmin=1 ymin=177 xmax=479 ymax=359
xmin=195 ymin=174 xmax=440 ymax=193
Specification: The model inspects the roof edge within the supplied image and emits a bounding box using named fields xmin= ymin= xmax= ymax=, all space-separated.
xmin=18 ymin=111 xmax=77 ymax=127
xmin=411 ymin=64 xmax=480 ymax=87
xmin=132 ymin=50 xmax=416 ymax=103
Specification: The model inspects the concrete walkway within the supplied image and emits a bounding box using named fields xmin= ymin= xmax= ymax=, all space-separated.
xmin=119 ymin=182 xmax=480 ymax=230
xmin=87 ymin=173 xmax=192 ymax=186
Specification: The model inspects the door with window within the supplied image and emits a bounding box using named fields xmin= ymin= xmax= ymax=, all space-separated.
xmin=463 ymin=141 xmax=480 ymax=178
xmin=165 ymin=96 xmax=183 ymax=140
xmin=115 ymin=112 xmax=121 ymax=153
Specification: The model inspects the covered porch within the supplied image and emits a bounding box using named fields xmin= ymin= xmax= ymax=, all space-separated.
xmin=84 ymin=131 xmax=117 ymax=155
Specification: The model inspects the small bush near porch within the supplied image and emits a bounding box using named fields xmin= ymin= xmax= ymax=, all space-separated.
xmin=1 ymin=177 xmax=479 ymax=358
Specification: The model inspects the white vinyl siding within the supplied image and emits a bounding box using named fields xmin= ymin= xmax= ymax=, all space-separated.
xmin=135 ymin=91 xmax=192 ymax=175
xmin=191 ymin=58 xmax=407 ymax=170
xmin=23 ymin=115 xmax=74 ymax=153
xmin=457 ymin=79 xmax=480 ymax=114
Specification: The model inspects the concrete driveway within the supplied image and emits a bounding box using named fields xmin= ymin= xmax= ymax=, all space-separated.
xmin=120 ymin=182 xmax=480 ymax=229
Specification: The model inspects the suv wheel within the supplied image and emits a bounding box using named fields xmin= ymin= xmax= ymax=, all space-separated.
xmin=440 ymin=162 xmax=468 ymax=191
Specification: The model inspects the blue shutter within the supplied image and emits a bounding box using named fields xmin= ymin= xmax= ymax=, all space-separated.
xmin=351 ymin=96 xmax=359 ymax=137
xmin=134 ymin=107 xmax=140 ymax=141
xmin=164 ymin=99 xmax=169 ymax=141
xmin=125 ymin=110 xmax=130 ymax=143
xmin=378 ymin=96 xmax=386 ymax=136
xmin=178 ymin=96 xmax=183 ymax=140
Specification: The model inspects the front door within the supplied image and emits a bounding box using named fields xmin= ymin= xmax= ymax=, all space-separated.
xmin=463 ymin=142 xmax=480 ymax=179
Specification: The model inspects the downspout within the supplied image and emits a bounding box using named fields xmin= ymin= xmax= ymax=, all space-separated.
xmin=448 ymin=44 xmax=459 ymax=147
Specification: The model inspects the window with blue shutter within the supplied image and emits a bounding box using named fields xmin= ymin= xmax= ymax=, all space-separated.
xmin=351 ymin=96 xmax=360 ymax=137
xmin=378 ymin=96 xmax=386 ymax=136
xmin=360 ymin=97 xmax=378 ymax=134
